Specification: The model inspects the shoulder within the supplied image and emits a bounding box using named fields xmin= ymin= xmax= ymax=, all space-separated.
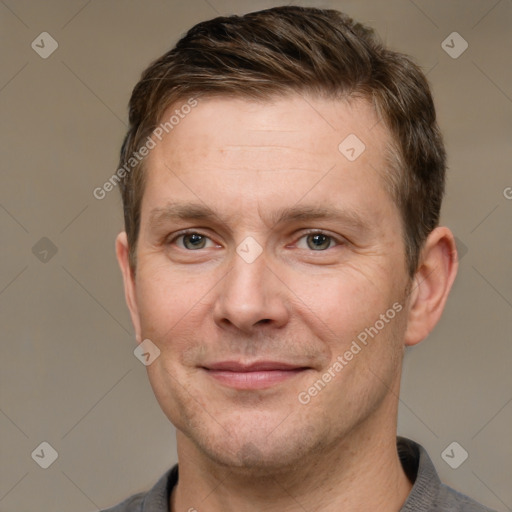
xmin=100 ymin=492 xmax=145 ymax=512
xmin=398 ymin=437 xmax=497 ymax=512
xmin=434 ymin=483 xmax=497 ymax=512
xmin=100 ymin=465 xmax=178 ymax=512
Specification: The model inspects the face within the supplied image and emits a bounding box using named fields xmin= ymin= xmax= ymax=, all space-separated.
xmin=119 ymin=94 xmax=414 ymax=471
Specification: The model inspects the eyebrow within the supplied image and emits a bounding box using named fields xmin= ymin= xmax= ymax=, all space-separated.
xmin=147 ymin=201 xmax=370 ymax=232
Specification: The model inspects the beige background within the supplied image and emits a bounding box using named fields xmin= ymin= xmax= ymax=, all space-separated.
xmin=1 ymin=1 xmax=511 ymax=511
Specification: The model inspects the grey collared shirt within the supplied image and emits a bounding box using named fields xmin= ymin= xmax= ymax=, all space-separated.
xmin=101 ymin=437 xmax=496 ymax=511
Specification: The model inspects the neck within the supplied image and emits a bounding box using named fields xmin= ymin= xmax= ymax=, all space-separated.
xmin=170 ymin=402 xmax=412 ymax=512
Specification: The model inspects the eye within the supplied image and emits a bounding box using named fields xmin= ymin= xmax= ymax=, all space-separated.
xmin=296 ymin=232 xmax=340 ymax=251
xmin=172 ymin=232 xmax=217 ymax=250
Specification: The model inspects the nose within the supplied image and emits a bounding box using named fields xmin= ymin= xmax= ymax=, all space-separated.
xmin=213 ymin=248 xmax=290 ymax=333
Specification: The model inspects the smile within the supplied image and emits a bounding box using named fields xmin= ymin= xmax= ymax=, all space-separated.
xmin=201 ymin=361 xmax=310 ymax=390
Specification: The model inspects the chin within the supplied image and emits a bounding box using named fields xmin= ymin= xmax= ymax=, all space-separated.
xmin=189 ymin=419 xmax=324 ymax=475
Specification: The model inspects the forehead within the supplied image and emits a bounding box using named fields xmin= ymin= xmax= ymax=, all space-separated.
xmin=140 ymin=93 xmax=396 ymax=227
xmin=153 ymin=93 xmax=388 ymax=163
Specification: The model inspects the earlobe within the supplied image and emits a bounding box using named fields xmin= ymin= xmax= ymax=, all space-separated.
xmin=115 ymin=232 xmax=142 ymax=343
xmin=404 ymin=227 xmax=458 ymax=346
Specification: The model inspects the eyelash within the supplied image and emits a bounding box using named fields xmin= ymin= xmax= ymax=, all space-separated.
xmin=167 ymin=229 xmax=344 ymax=251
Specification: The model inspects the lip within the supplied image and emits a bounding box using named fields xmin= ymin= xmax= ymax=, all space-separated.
xmin=202 ymin=361 xmax=310 ymax=390
xmin=205 ymin=361 xmax=306 ymax=372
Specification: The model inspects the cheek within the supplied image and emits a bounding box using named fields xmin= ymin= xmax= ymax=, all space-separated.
xmin=296 ymin=271 xmax=407 ymax=414
xmin=135 ymin=263 xmax=214 ymax=348
xmin=290 ymin=266 xmax=393 ymax=345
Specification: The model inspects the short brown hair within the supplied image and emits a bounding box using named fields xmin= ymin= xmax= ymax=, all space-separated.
xmin=118 ymin=5 xmax=446 ymax=277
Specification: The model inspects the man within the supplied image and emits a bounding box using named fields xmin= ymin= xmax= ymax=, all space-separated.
xmin=107 ymin=6 xmax=494 ymax=512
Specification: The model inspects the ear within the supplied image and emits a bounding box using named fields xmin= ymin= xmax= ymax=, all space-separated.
xmin=115 ymin=231 xmax=142 ymax=343
xmin=404 ymin=227 xmax=458 ymax=346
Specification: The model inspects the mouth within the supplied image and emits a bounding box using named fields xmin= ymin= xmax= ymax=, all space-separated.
xmin=201 ymin=361 xmax=311 ymax=390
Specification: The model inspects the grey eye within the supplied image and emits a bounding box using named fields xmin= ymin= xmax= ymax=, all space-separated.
xmin=183 ymin=233 xmax=207 ymax=249
xmin=306 ymin=233 xmax=332 ymax=250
